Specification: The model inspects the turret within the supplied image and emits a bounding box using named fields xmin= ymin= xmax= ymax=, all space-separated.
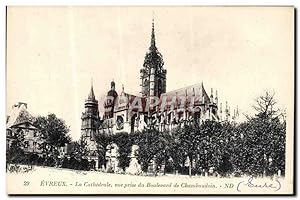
xmin=225 ymin=101 xmax=229 ymax=121
xmin=220 ymin=102 xmax=223 ymax=121
xmin=104 ymin=80 xmax=118 ymax=119
xmin=111 ymin=80 xmax=115 ymax=91
xmin=210 ymin=88 xmax=214 ymax=103
xmin=81 ymin=82 xmax=100 ymax=131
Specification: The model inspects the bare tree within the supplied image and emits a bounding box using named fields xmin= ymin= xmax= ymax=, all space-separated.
xmin=253 ymin=91 xmax=281 ymax=119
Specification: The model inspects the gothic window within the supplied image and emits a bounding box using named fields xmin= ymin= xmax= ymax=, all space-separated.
xmin=116 ymin=116 xmax=124 ymax=130
xmin=168 ymin=112 xmax=172 ymax=124
xmin=158 ymin=79 xmax=163 ymax=94
xmin=144 ymin=79 xmax=148 ymax=86
xmin=130 ymin=114 xmax=137 ymax=133
xmin=6 ymin=129 xmax=12 ymax=137
xmin=33 ymin=142 xmax=37 ymax=152
xmin=194 ymin=107 xmax=201 ymax=122
xmin=144 ymin=79 xmax=149 ymax=94
xmin=178 ymin=111 xmax=183 ymax=121
xmin=6 ymin=139 xmax=9 ymax=150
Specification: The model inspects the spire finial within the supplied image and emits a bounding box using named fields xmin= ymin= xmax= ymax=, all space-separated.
xmin=152 ymin=11 xmax=155 ymax=24
xmin=122 ymin=84 xmax=124 ymax=93
xmin=88 ymin=78 xmax=95 ymax=100
xmin=201 ymin=81 xmax=205 ymax=90
xmin=152 ymin=11 xmax=155 ymax=31
xmin=215 ymin=90 xmax=218 ymax=104
xmin=150 ymin=12 xmax=156 ymax=50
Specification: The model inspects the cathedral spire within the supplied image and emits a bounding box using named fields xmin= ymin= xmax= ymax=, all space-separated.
xmin=141 ymin=15 xmax=166 ymax=97
xmin=88 ymin=81 xmax=95 ymax=101
xmin=149 ymin=14 xmax=157 ymax=51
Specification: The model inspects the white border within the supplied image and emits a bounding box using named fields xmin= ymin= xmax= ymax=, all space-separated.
xmin=0 ymin=1 xmax=298 ymax=200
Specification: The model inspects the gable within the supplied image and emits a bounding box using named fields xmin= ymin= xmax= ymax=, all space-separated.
xmin=11 ymin=122 xmax=38 ymax=130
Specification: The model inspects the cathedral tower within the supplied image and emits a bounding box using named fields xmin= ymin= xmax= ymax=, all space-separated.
xmin=140 ymin=17 xmax=167 ymax=98
xmin=103 ymin=80 xmax=118 ymax=119
xmin=81 ymin=83 xmax=100 ymax=142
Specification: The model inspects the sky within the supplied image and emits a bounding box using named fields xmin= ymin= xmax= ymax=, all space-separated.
xmin=6 ymin=7 xmax=294 ymax=140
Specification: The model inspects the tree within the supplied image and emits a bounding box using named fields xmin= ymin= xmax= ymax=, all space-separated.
xmin=178 ymin=122 xmax=204 ymax=176
xmin=254 ymin=91 xmax=285 ymax=176
xmin=253 ymin=91 xmax=282 ymax=119
xmin=229 ymin=122 xmax=249 ymax=176
xmin=113 ymin=132 xmax=133 ymax=172
xmin=63 ymin=140 xmax=92 ymax=170
xmin=70 ymin=140 xmax=90 ymax=159
xmin=134 ymin=128 xmax=164 ymax=173
xmin=154 ymin=130 xmax=179 ymax=174
xmin=94 ymin=133 xmax=112 ymax=169
xmin=167 ymin=128 xmax=186 ymax=173
xmin=34 ymin=113 xmax=71 ymax=149
xmin=33 ymin=113 xmax=71 ymax=167
xmin=200 ymin=121 xmax=234 ymax=176
xmin=233 ymin=91 xmax=286 ymax=176
xmin=6 ymin=128 xmax=25 ymax=165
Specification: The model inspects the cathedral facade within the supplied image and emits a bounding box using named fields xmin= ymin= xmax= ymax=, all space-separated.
xmin=80 ymin=18 xmax=239 ymax=148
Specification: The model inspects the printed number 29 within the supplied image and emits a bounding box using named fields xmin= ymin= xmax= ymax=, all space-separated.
xmin=23 ymin=181 xmax=30 ymax=186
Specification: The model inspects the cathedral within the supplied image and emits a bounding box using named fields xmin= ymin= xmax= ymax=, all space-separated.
xmin=80 ymin=18 xmax=239 ymax=167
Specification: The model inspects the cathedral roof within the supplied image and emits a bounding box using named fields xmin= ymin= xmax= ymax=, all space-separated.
xmin=112 ymin=83 xmax=211 ymax=114
xmin=162 ymin=82 xmax=209 ymax=99
xmin=158 ymin=82 xmax=211 ymax=111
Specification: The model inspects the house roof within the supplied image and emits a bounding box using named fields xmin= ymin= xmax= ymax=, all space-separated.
xmin=6 ymin=103 xmax=34 ymax=129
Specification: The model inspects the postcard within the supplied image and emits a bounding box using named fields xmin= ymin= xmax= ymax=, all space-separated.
xmin=6 ymin=6 xmax=294 ymax=195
